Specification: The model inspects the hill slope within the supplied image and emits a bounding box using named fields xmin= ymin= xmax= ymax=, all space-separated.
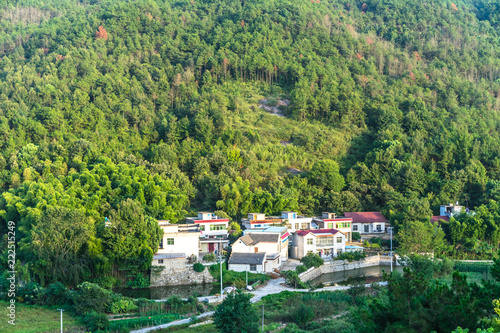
xmin=2 ymin=0 xmax=500 ymax=284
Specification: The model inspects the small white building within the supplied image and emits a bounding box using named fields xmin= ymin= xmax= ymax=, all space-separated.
xmin=228 ymin=252 xmax=266 ymax=273
xmin=282 ymin=211 xmax=313 ymax=232
xmin=439 ymin=203 xmax=463 ymax=218
xmin=313 ymin=212 xmax=353 ymax=242
xmin=344 ymin=212 xmax=388 ymax=234
xmin=241 ymin=213 xmax=283 ymax=230
xmin=232 ymin=233 xmax=284 ymax=272
xmin=291 ymin=229 xmax=346 ymax=259
xmin=153 ymin=221 xmax=199 ymax=265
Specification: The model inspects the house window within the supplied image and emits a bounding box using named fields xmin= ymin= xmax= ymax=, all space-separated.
xmin=353 ymin=225 xmax=358 ymax=231
xmin=327 ymin=223 xmax=333 ymax=229
xmin=159 ymin=238 xmax=163 ymax=249
xmin=295 ymin=223 xmax=299 ymax=230
xmin=254 ymin=247 xmax=258 ymax=252
xmin=250 ymin=264 xmax=257 ymax=271
xmin=210 ymin=224 xmax=226 ymax=231
xmin=307 ymin=238 xmax=313 ymax=245
xmin=167 ymin=238 xmax=174 ymax=245
xmin=364 ymin=225 xmax=369 ymax=233
xmin=200 ymin=225 xmax=205 ymax=231
xmin=376 ymin=225 xmax=382 ymax=232
xmin=158 ymin=259 xmax=164 ymax=264
xmin=337 ymin=237 xmax=342 ymax=243
xmin=317 ymin=236 xmax=334 ymax=246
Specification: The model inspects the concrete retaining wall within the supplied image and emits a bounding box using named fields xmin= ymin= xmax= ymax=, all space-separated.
xmin=298 ymin=255 xmax=398 ymax=282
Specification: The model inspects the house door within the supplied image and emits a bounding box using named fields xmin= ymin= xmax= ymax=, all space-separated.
xmin=364 ymin=225 xmax=369 ymax=233
xmin=208 ymin=243 xmax=215 ymax=252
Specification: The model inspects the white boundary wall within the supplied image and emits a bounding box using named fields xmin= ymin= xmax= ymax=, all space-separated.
xmin=298 ymin=255 xmax=399 ymax=282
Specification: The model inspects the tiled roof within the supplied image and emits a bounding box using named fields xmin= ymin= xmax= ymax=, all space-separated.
xmin=239 ymin=233 xmax=280 ymax=246
xmin=344 ymin=212 xmax=387 ymax=223
xmin=296 ymin=229 xmax=340 ymax=236
xmin=431 ymin=215 xmax=450 ymax=223
xmin=228 ymin=252 xmax=266 ymax=265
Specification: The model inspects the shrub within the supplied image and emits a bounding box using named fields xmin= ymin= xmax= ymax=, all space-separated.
xmin=126 ymin=273 xmax=150 ymax=288
xmin=300 ymin=253 xmax=324 ymax=269
xmin=352 ymin=232 xmax=361 ymax=241
xmin=18 ymin=282 xmax=44 ymax=305
xmin=72 ymin=282 xmax=112 ymax=314
xmin=93 ymin=276 xmax=119 ymax=289
xmin=266 ymin=97 xmax=279 ymax=106
xmin=108 ymin=293 xmax=138 ymax=314
xmin=203 ymin=253 xmax=216 ymax=262
xmin=293 ymin=303 xmax=314 ymax=324
xmin=83 ymin=311 xmax=110 ymax=331
xmin=234 ymin=279 xmax=246 ymax=289
xmin=296 ymin=265 xmax=308 ymax=274
xmin=193 ymin=263 xmax=205 ymax=272
xmin=44 ymin=282 xmax=69 ymax=306
xmin=283 ymin=270 xmax=308 ymax=289
xmin=336 ymin=251 xmax=366 ymax=262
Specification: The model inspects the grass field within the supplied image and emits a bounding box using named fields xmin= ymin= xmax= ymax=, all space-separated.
xmin=0 ymin=301 xmax=86 ymax=333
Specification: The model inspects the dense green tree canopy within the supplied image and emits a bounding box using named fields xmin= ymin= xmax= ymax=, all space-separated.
xmin=2 ymin=0 xmax=500 ymax=284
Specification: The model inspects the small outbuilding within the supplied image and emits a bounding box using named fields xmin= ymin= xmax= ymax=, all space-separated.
xmin=228 ymin=252 xmax=266 ymax=273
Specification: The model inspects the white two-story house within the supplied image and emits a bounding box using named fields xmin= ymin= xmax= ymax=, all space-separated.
xmin=186 ymin=212 xmax=229 ymax=255
xmin=313 ymin=212 xmax=353 ymax=242
xmin=291 ymin=229 xmax=346 ymax=259
xmin=153 ymin=221 xmax=199 ymax=265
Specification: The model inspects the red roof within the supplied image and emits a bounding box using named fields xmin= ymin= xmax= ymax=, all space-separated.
xmin=431 ymin=215 xmax=450 ymax=223
xmin=344 ymin=212 xmax=387 ymax=223
xmin=296 ymin=229 xmax=340 ymax=236
xmin=192 ymin=219 xmax=229 ymax=223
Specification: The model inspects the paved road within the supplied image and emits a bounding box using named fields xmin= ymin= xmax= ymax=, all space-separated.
xmin=130 ymin=280 xmax=387 ymax=332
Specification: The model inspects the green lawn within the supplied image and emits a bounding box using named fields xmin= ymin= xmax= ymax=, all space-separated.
xmin=0 ymin=301 xmax=85 ymax=333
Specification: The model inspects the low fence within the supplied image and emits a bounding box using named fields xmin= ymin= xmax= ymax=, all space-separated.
xmin=298 ymin=255 xmax=398 ymax=282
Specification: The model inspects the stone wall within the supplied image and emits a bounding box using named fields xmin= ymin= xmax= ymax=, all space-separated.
xmin=299 ymin=255 xmax=399 ymax=282
xmin=150 ymin=259 xmax=214 ymax=287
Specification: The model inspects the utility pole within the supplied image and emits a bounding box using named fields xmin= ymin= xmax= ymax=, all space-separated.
xmin=57 ymin=309 xmax=64 ymax=333
xmin=388 ymin=227 xmax=394 ymax=272
xmin=219 ymin=237 xmax=223 ymax=302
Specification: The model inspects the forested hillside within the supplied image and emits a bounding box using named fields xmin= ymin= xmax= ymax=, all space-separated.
xmin=3 ymin=0 xmax=500 ymax=285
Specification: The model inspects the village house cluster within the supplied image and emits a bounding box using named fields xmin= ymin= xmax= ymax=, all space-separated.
xmin=151 ymin=209 xmax=393 ymax=274
xmin=149 ymin=202 xmax=465 ymax=285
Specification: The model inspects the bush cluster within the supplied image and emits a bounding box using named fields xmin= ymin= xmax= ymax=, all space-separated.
xmin=335 ymin=251 xmax=367 ymax=262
